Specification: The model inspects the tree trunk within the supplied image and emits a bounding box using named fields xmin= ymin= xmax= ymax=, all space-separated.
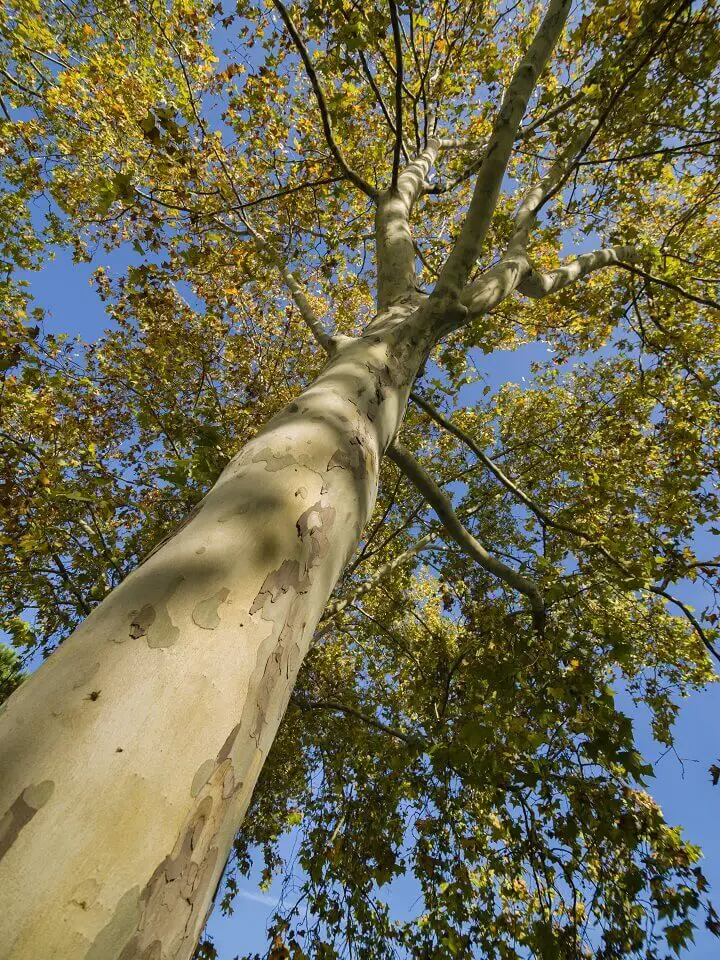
xmin=0 ymin=314 xmax=427 ymax=960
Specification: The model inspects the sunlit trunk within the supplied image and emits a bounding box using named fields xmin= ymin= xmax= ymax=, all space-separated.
xmin=0 ymin=314 xmax=427 ymax=960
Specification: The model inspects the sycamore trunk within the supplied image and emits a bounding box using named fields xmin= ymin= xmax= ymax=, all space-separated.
xmin=0 ymin=312 xmax=426 ymax=960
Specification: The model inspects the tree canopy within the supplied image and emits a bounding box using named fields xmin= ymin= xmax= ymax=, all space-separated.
xmin=1 ymin=0 xmax=720 ymax=957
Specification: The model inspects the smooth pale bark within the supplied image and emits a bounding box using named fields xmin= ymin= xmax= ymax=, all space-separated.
xmin=0 ymin=311 xmax=430 ymax=960
xmin=375 ymin=140 xmax=441 ymax=309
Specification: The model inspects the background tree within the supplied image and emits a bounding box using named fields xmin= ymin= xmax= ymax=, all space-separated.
xmin=1 ymin=0 xmax=719 ymax=957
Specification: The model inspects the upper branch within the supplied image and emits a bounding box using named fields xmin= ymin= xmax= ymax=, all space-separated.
xmin=450 ymin=124 xmax=637 ymax=322
xmin=459 ymin=244 xmax=639 ymax=319
xmin=271 ymin=0 xmax=377 ymax=199
xmin=517 ymin=245 xmax=640 ymax=299
xmin=387 ymin=441 xmax=545 ymax=626
xmin=375 ymin=138 xmax=444 ymax=308
xmin=434 ymin=0 xmax=571 ymax=296
xmin=426 ymin=97 xmax=584 ymax=199
xmin=617 ymin=263 xmax=720 ymax=312
xmin=518 ymin=91 xmax=584 ymax=140
xmin=388 ymin=0 xmax=404 ymax=189
xmin=227 ymin=215 xmax=341 ymax=353
xmin=357 ymin=49 xmax=410 ymax=162
xmin=512 ymin=123 xmax=597 ymax=239
xmin=292 ymin=695 xmax=421 ymax=747
xmin=321 ymin=530 xmax=439 ymax=628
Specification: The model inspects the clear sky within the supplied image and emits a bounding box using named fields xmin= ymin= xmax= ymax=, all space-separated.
xmin=12 ymin=242 xmax=720 ymax=959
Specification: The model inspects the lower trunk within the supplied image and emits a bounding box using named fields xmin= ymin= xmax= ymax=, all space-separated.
xmin=0 ymin=320 xmax=425 ymax=960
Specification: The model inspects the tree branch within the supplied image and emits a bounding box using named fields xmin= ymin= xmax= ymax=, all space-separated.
xmin=617 ymin=263 xmax=720 ymax=311
xmin=648 ymin=586 xmax=720 ymax=664
xmin=513 ymin=123 xmax=598 ymax=237
xmin=426 ymin=94 xmax=585 ymax=200
xmin=434 ymin=0 xmax=571 ymax=296
xmin=375 ymin=138 xmax=444 ymax=308
xmin=396 ymin=138 xmax=443 ymax=209
xmin=409 ymin=393 xmax=543 ymax=514
xmin=271 ymin=0 xmax=377 ymax=199
xmin=293 ymin=695 xmax=421 ymax=747
xmin=460 ymin=245 xmax=639 ymax=318
xmin=219 ymin=215 xmax=340 ymax=353
xmin=387 ymin=441 xmax=545 ymax=625
xmin=388 ymin=0 xmax=404 ymax=189
xmin=321 ymin=530 xmax=439 ymax=626
xmin=410 ymin=394 xmax=720 ymax=664
xmin=519 ymin=91 xmax=584 ymax=140
xmin=517 ymin=245 xmax=639 ymax=299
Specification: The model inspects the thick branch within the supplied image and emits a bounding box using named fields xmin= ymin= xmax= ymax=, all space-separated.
xmin=375 ymin=138 xmax=443 ymax=308
xmin=271 ymin=0 xmax=377 ymax=199
xmin=460 ymin=245 xmax=639 ymax=319
xmin=387 ymin=441 xmax=545 ymax=622
xmin=517 ymin=245 xmax=639 ymax=299
xmin=396 ymin=138 xmax=443 ymax=210
xmin=513 ymin=124 xmax=597 ymax=237
xmin=278 ymin=262 xmax=337 ymax=352
xmin=427 ymin=95 xmax=584 ymax=199
xmin=434 ymin=0 xmax=571 ymax=295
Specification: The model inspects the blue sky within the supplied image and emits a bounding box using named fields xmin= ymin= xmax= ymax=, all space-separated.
xmin=12 ymin=241 xmax=719 ymax=959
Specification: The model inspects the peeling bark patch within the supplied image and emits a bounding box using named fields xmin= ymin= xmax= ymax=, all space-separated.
xmin=251 ymin=442 xmax=320 ymax=476
xmin=251 ymin=621 xmax=304 ymax=747
xmin=247 ymin=499 xmax=336 ymax=752
xmin=101 ymin=724 xmax=248 ymax=960
xmin=106 ymin=750 xmax=232 ymax=959
xmin=295 ymin=502 xmax=336 ymax=569
xmin=217 ymin=723 xmax=241 ymax=763
xmin=190 ymin=759 xmax=216 ymax=798
xmin=146 ymin=576 xmax=185 ymax=649
xmin=0 ymin=780 xmax=54 ymax=863
xmin=192 ymin=588 xmax=230 ymax=630
xmin=71 ymin=877 xmax=101 ymax=911
xmin=249 ymin=559 xmax=304 ymax=614
xmin=249 ymin=500 xmax=336 ymax=618
xmin=85 ymin=886 xmax=141 ymax=960
xmin=129 ymin=605 xmax=156 ymax=640
xmin=252 ymin=447 xmax=298 ymax=472
xmin=139 ymin=943 xmax=162 ymax=960
xmin=327 ymin=435 xmax=368 ymax=481
xmin=222 ymin=768 xmax=235 ymax=798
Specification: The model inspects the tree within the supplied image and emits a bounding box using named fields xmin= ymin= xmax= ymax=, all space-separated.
xmin=1 ymin=0 xmax=719 ymax=956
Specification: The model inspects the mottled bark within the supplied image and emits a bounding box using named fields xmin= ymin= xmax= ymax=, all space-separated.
xmin=0 ymin=318 xmax=429 ymax=960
